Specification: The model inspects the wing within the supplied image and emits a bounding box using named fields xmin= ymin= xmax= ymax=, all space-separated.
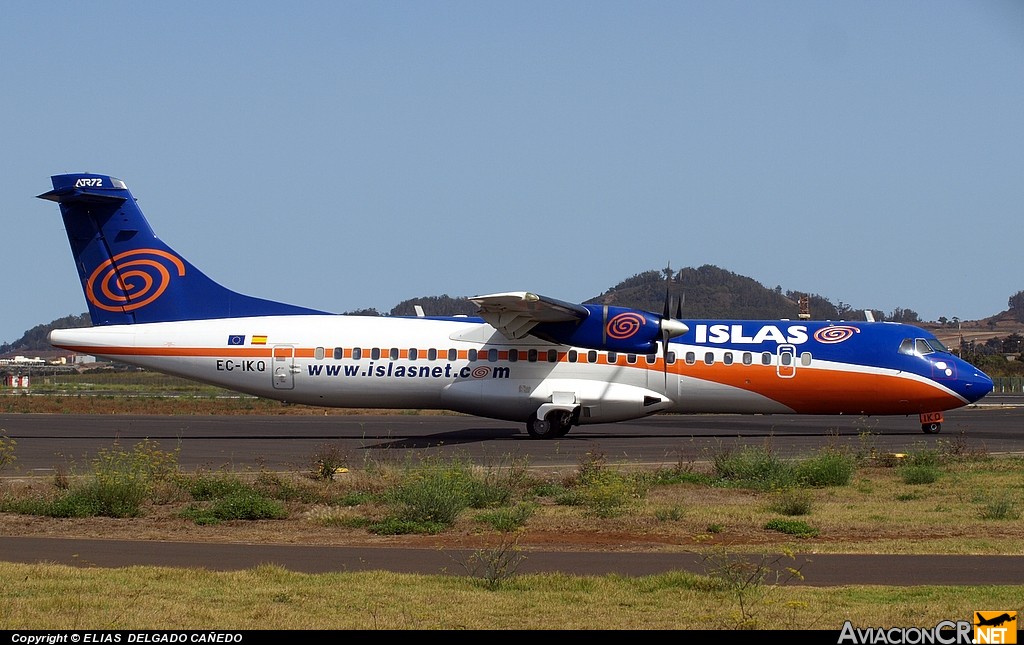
xmin=469 ymin=291 xmax=589 ymax=340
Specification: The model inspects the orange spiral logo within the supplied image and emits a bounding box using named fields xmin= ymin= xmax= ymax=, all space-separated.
xmin=606 ymin=312 xmax=646 ymax=339
xmin=813 ymin=325 xmax=860 ymax=344
xmin=85 ymin=249 xmax=185 ymax=312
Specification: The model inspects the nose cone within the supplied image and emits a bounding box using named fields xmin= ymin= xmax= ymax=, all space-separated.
xmin=960 ymin=364 xmax=994 ymax=404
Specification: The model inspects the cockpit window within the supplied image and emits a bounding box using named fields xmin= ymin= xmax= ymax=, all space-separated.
xmin=925 ymin=337 xmax=949 ymax=353
xmin=900 ymin=337 xmax=949 ymax=357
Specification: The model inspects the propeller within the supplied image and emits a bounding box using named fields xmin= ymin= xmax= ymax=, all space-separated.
xmin=659 ymin=288 xmax=689 ymax=390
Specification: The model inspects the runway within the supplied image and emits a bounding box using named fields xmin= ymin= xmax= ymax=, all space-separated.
xmin=2 ymin=401 xmax=1022 ymax=473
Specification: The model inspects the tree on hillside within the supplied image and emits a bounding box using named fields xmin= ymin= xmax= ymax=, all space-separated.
xmin=5 ymin=313 xmax=91 ymax=352
xmin=1009 ymin=290 xmax=1024 ymax=322
xmin=390 ymin=295 xmax=476 ymax=317
xmin=888 ymin=307 xmax=920 ymax=323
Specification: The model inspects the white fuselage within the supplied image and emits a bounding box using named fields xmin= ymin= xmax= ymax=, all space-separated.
xmin=49 ymin=314 xmax=969 ymax=425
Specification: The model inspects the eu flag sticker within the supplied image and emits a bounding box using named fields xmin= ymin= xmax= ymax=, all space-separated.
xmin=227 ymin=335 xmax=245 ymax=346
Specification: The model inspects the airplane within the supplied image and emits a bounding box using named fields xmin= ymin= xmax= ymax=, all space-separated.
xmin=38 ymin=172 xmax=994 ymax=438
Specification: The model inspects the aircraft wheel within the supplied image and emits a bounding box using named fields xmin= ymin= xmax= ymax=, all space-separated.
xmin=526 ymin=411 xmax=573 ymax=439
xmin=922 ymin=422 xmax=941 ymax=434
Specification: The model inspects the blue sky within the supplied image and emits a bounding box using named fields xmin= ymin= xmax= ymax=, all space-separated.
xmin=3 ymin=1 xmax=1023 ymax=344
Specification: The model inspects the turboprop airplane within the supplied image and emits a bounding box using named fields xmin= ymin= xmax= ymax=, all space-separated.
xmin=39 ymin=173 xmax=993 ymax=438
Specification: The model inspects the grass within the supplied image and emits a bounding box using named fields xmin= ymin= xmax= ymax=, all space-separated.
xmin=1 ymin=392 xmax=1023 ymax=629
xmin=0 ymin=562 xmax=1020 ymax=630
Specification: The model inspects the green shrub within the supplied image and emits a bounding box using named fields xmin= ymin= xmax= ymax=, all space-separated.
xmin=180 ymin=489 xmax=287 ymax=524
xmin=899 ymin=464 xmax=940 ymax=485
xmin=475 ymin=503 xmax=535 ymax=532
xmin=577 ymin=467 xmax=642 ymax=518
xmin=386 ymin=458 xmax=477 ymax=526
xmin=795 ymin=450 xmax=855 ymax=487
xmin=185 ymin=472 xmax=251 ymax=500
xmin=904 ymin=448 xmax=943 ymax=467
xmin=764 ymin=518 xmax=819 ymax=537
xmin=713 ymin=447 xmax=795 ymax=490
xmin=649 ymin=468 xmax=716 ymax=486
xmin=979 ymin=495 xmax=1020 ymax=520
xmin=654 ymin=505 xmax=686 ymax=521
xmin=368 ymin=516 xmax=448 ymax=535
xmin=769 ymin=488 xmax=813 ymax=516
xmin=7 ymin=439 xmax=183 ymax=519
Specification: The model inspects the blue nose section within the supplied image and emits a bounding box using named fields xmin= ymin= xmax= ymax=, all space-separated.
xmin=959 ymin=365 xmax=994 ymax=403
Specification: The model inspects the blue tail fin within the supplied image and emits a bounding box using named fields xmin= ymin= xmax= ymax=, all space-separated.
xmin=39 ymin=173 xmax=329 ymax=325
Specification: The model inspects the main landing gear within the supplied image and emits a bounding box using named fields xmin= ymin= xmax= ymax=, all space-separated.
xmin=526 ymin=409 xmax=575 ymax=439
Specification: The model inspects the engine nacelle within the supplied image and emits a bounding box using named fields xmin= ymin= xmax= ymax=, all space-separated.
xmin=532 ymin=304 xmax=667 ymax=354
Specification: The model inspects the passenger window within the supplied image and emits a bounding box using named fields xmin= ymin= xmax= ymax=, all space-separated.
xmin=409 ymin=348 xmax=418 ymax=360
xmin=508 ymin=349 xmax=519 ymax=362
xmin=587 ymin=350 xmax=597 ymax=363
xmin=428 ymin=348 xmax=437 ymax=361
xmin=548 ymin=349 xmax=558 ymax=362
xmin=685 ymin=351 xmax=696 ymax=365
xmin=704 ymin=352 xmax=715 ymax=365
xmin=780 ymin=352 xmax=793 ymax=366
xmin=448 ymin=348 xmax=457 ymax=361
xmin=800 ymin=352 xmax=812 ymax=366
xmin=315 ymin=347 xmax=325 ymax=360
xmin=723 ymin=351 xmax=733 ymax=365
xmin=333 ymin=347 xmax=344 ymax=360
xmin=665 ymin=351 xmax=675 ymax=364
xmin=646 ymin=354 xmax=657 ymax=365
xmin=528 ymin=349 xmax=538 ymax=362
xmin=568 ymin=350 xmax=578 ymax=363
xmin=468 ymin=349 xmax=478 ymax=362
xmin=389 ymin=348 xmax=399 ymax=360
xmin=371 ymin=348 xmax=381 ymax=360
xmin=608 ymin=351 xmax=618 ymax=364
xmin=353 ymin=347 xmax=362 ymax=360
xmin=627 ymin=354 xmax=637 ymax=364
xmin=488 ymin=348 xmax=498 ymax=362
xmin=761 ymin=352 xmax=772 ymax=365
xmin=742 ymin=352 xmax=753 ymax=365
